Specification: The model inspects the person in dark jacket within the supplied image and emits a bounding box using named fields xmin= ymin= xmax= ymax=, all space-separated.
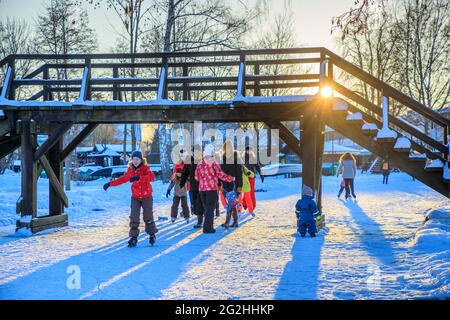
xmin=180 ymin=145 xmax=204 ymax=228
xmin=194 ymin=145 xmax=234 ymax=234
xmin=295 ymin=185 xmax=319 ymax=237
xmin=220 ymin=140 xmax=243 ymax=228
xmin=382 ymin=160 xmax=391 ymax=184
xmin=103 ymin=151 xmax=158 ymax=247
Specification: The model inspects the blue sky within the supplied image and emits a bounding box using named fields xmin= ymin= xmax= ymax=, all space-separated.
xmin=0 ymin=0 xmax=355 ymax=51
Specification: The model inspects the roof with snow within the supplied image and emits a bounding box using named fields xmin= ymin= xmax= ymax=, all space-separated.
xmin=95 ymin=144 xmax=138 ymax=153
xmin=88 ymin=148 xmax=122 ymax=157
xmin=76 ymin=146 xmax=95 ymax=153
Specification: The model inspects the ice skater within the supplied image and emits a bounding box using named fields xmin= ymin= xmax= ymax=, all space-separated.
xmin=166 ymin=164 xmax=190 ymax=224
xmin=103 ymin=151 xmax=158 ymax=247
xmin=295 ymin=185 xmax=319 ymax=237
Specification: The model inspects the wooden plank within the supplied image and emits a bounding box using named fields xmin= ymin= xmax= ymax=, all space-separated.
xmin=39 ymin=153 xmax=68 ymax=208
xmin=45 ymin=58 xmax=322 ymax=70
xmin=332 ymin=82 xmax=447 ymax=154
xmin=33 ymin=122 xmax=72 ymax=161
xmin=9 ymin=47 xmax=324 ymax=61
xmin=48 ymin=81 xmax=320 ymax=93
xmin=1 ymin=66 xmax=13 ymax=99
xmin=300 ymin=105 xmax=318 ymax=195
xmin=0 ymin=119 xmax=9 ymax=137
xmin=61 ymin=124 xmax=98 ymax=160
xmin=24 ymin=101 xmax=312 ymax=123
xmin=48 ymin=138 xmax=65 ymax=215
xmin=14 ymin=74 xmax=319 ymax=87
xmin=0 ymin=135 xmax=20 ymax=159
xmin=265 ymin=120 xmax=302 ymax=157
xmin=324 ymin=111 xmax=450 ymax=198
xmin=157 ymin=57 xmax=168 ymax=100
xmin=20 ymin=120 xmax=37 ymax=217
xmin=29 ymin=214 xmax=68 ymax=233
xmin=324 ymin=48 xmax=450 ymax=128
xmin=236 ymin=55 xmax=246 ymax=98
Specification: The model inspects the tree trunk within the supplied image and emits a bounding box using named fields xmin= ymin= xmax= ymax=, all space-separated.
xmin=158 ymin=0 xmax=176 ymax=183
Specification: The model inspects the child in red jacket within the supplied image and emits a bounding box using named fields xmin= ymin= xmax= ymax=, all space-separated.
xmin=103 ymin=151 xmax=157 ymax=247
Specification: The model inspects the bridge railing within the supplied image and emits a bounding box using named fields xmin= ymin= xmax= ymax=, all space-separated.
xmin=0 ymin=48 xmax=326 ymax=104
xmin=321 ymin=48 xmax=450 ymax=161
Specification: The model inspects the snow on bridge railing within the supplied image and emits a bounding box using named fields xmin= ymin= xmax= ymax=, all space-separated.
xmin=0 ymin=47 xmax=327 ymax=107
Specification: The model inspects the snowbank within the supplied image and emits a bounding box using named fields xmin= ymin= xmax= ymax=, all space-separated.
xmin=409 ymin=208 xmax=450 ymax=298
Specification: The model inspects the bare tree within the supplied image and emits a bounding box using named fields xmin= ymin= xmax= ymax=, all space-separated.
xmin=84 ymin=0 xmax=161 ymax=152
xmin=140 ymin=0 xmax=262 ymax=182
xmin=35 ymin=0 xmax=98 ymax=190
xmin=336 ymin=7 xmax=404 ymax=115
xmin=0 ymin=17 xmax=35 ymax=98
xmin=332 ymin=0 xmax=387 ymax=39
xmin=396 ymin=0 xmax=449 ymax=135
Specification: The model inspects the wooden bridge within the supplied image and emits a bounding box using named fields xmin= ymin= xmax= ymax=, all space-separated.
xmin=0 ymin=47 xmax=449 ymax=233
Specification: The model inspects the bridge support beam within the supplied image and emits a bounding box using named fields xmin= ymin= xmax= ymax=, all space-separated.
xmin=301 ymin=103 xmax=325 ymax=213
xmin=16 ymin=119 xmax=69 ymax=233
xmin=17 ymin=119 xmax=37 ymax=231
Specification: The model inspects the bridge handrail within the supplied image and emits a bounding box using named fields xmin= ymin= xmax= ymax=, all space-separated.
xmin=322 ymin=48 xmax=450 ymax=129
xmin=2 ymin=47 xmax=325 ymax=61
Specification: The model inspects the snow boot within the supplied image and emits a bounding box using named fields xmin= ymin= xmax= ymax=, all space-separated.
xmin=194 ymin=215 xmax=203 ymax=229
xmin=185 ymin=217 xmax=190 ymax=224
xmin=128 ymin=236 xmax=138 ymax=247
xmin=203 ymin=228 xmax=216 ymax=234
xmin=222 ymin=210 xmax=232 ymax=229
xmin=171 ymin=218 xmax=176 ymax=223
xmin=149 ymin=234 xmax=156 ymax=246
xmin=230 ymin=209 xmax=239 ymax=228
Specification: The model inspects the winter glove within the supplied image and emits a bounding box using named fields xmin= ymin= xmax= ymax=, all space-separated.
xmin=237 ymin=187 xmax=242 ymax=193
xmin=166 ymin=188 xmax=171 ymax=198
xmin=129 ymin=176 xmax=140 ymax=183
xmin=103 ymin=182 xmax=110 ymax=191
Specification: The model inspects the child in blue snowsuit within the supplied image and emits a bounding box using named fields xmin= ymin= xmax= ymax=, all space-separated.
xmin=295 ymin=185 xmax=318 ymax=237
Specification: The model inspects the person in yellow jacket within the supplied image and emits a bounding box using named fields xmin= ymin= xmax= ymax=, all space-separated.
xmin=239 ymin=165 xmax=255 ymax=216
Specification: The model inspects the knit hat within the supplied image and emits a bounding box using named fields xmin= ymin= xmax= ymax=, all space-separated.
xmin=131 ymin=150 xmax=143 ymax=161
xmin=302 ymin=185 xmax=314 ymax=197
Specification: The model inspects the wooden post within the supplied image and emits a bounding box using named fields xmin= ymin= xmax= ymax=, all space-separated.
xmin=236 ymin=54 xmax=246 ymax=98
xmin=254 ymin=63 xmax=261 ymax=97
xmin=43 ymin=66 xmax=50 ymax=101
xmin=113 ymin=67 xmax=119 ymax=101
xmin=315 ymin=115 xmax=325 ymax=213
xmin=20 ymin=119 xmax=37 ymax=224
xmin=8 ymin=59 xmax=15 ymax=100
xmin=382 ymin=94 xmax=389 ymax=131
xmin=157 ymin=57 xmax=169 ymax=100
xmin=48 ymin=138 xmax=64 ymax=215
xmin=85 ymin=58 xmax=92 ymax=100
xmin=182 ymin=65 xmax=190 ymax=101
xmin=300 ymin=106 xmax=317 ymax=197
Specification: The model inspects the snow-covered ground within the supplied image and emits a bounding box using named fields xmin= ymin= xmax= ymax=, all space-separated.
xmin=0 ymin=170 xmax=449 ymax=300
